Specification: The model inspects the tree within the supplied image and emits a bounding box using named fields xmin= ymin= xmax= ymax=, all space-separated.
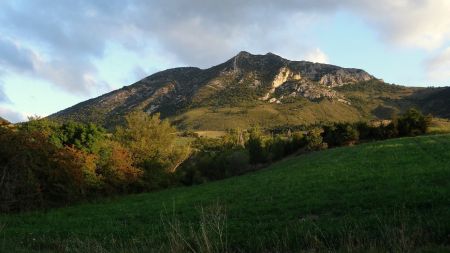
xmin=305 ymin=128 xmax=326 ymax=151
xmin=115 ymin=111 xmax=190 ymax=189
xmin=396 ymin=108 xmax=432 ymax=136
xmin=245 ymin=126 xmax=267 ymax=164
xmin=96 ymin=140 xmax=143 ymax=193
xmin=266 ymin=136 xmax=286 ymax=161
xmin=57 ymin=121 xmax=105 ymax=153
xmin=322 ymin=123 xmax=359 ymax=147
xmin=0 ymin=128 xmax=86 ymax=211
xmin=20 ymin=118 xmax=106 ymax=153
xmin=222 ymin=128 xmax=246 ymax=148
xmin=116 ymin=112 xmax=177 ymax=163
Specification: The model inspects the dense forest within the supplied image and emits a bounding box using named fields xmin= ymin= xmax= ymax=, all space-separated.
xmin=0 ymin=108 xmax=432 ymax=212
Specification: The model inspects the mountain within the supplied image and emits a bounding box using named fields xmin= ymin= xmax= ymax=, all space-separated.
xmin=50 ymin=51 xmax=450 ymax=130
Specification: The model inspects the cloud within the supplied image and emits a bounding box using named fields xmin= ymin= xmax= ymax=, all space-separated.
xmin=0 ymin=1 xmax=125 ymax=95
xmin=0 ymin=106 xmax=27 ymax=123
xmin=0 ymin=87 xmax=9 ymax=104
xmin=0 ymin=36 xmax=111 ymax=94
xmin=0 ymin=0 xmax=449 ymax=97
xmin=425 ymin=47 xmax=450 ymax=83
xmin=347 ymin=0 xmax=450 ymax=50
xmin=0 ymin=37 xmax=35 ymax=72
xmin=0 ymin=80 xmax=10 ymax=104
xmin=127 ymin=0 xmax=450 ymax=65
xmin=304 ymin=48 xmax=329 ymax=63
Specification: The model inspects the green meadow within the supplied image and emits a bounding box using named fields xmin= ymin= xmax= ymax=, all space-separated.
xmin=1 ymin=134 xmax=449 ymax=252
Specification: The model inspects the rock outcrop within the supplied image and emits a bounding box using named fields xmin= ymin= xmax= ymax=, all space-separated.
xmin=319 ymin=69 xmax=373 ymax=87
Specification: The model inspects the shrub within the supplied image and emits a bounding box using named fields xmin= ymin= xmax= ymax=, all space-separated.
xmin=266 ymin=137 xmax=287 ymax=162
xmin=355 ymin=122 xmax=372 ymax=140
xmin=222 ymin=129 xmax=246 ymax=148
xmin=0 ymin=128 xmax=86 ymax=212
xmin=180 ymin=130 xmax=199 ymax=138
xmin=96 ymin=140 xmax=143 ymax=193
xmin=305 ymin=128 xmax=326 ymax=151
xmin=323 ymin=123 xmax=359 ymax=147
xmin=215 ymin=149 xmax=250 ymax=178
xmin=396 ymin=109 xmax=432 ymax=137
xmin=380 ymin=122 xmax=399 ymax=139
xmin=245 ymin=127 xmax=268 ymax=164
xmin=57 ymin=122 xmax=105 ymax=153
xmin=283 ymin=131 xmax=307 ymax=154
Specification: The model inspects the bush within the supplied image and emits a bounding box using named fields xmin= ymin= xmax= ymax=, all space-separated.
xmin=396 ymin=109 xmax=432 ymax=137
xmin=216 ymin=149 xmax=250 ymax=178
xmin=180 ymin=130 xmax=199 ymax=138
xmin=96 ymin=140 xmax=143 ymax=193
xmin=355 ymin=122 xmax=372 ymax=140
xmin=177 ymin=147 xmax=249 ymax=184
xmin=0 ymin=128 xmax=85 ymax=212
xmin=245 ymin=127 xmax=268 ymax=164
xmin=305 ymin=128 xmax=326 ymax=151
xmin=266 ymin=137 xmax=287 ymax=162
xmin=57 ymin=122 xmax=105 ymax=153
xmin=323 ymin=123 xmax=359 ymax=147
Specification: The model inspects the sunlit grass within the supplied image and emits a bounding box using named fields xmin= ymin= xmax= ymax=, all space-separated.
xmin=428 ymin=118 xmax=450 ymax=134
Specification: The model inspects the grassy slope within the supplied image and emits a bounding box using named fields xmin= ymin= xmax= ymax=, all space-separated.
xmin=429 ymin=118 xmax=450 ymax=134
xmin=171 ymin=81 xmax=427 ymax=131
xmin=1 ymin=135 xmax=450 ymax=252
xmin=171 ymin=100 xmax=362 ymax=130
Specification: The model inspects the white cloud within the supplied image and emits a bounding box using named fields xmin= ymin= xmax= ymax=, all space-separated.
xmin=425 ymin=47 xmax=450 ymax=83
xmin=303 ymin=48 xmax=329 ymax=63
xmin=353 ymin=0 xmax=450 ymax=50
xmin=0 ymin=106 xmax=28 ymax=123
xmin=0 ymin=36 xmax=110 ymax=95
xmin=0 ymin=83 xmax=9 ymax=103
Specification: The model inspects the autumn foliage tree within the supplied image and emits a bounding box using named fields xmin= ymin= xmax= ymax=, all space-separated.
xmin=115 ymin=111 xmax=190 ymax=189
xmin=96 ymin=140 xmax=142 ymax=193
xmin=0 ymin=128 xmax=86 ymax=212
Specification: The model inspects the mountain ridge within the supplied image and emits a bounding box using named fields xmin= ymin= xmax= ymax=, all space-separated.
xmin=49 ymin=51 xmax=449 ymax=130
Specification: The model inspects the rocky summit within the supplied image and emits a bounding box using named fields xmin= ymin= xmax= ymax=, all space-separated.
xmin=50 ymin=51 xmax=450 ymax=130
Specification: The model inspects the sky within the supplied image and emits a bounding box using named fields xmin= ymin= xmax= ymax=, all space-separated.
xmin=0 ymin=0 xmax=449 ymax=122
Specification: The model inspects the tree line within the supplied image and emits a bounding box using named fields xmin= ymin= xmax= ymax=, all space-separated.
xmin=0 ymin=108 xmax=431 ymax=212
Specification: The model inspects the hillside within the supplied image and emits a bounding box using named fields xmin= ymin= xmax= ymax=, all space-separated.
xmin=1 ymin=134 xmax=449 ymax=252
xmin=49 ymin=51 xmax=450 ymax=130
xmin=0 ymin=116 xmax=9 ymax=125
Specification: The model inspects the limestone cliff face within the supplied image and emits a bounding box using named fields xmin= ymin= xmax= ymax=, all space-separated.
xmin=272 ymin=67 xmax=302 ymax=88
xmin=319 ymin=69 xmax=373 ymax=87
xmin=50 ymin=51 xmax=376 ymax=127
xmin=261 ymin=67 xmax=302 ymax=101
xmin=273 ymin=79 xmax=351 ymax=104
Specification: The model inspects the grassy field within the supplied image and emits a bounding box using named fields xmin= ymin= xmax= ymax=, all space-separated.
xmin=1 ymin=135 xmax=450 ymax=252
xmin=170 ymin=100 xmax=363 ymax=131
xmin=195 ymin=130 xmax=227 ymax=138
xmin=428 ymin=118 xmax=450 ymax=134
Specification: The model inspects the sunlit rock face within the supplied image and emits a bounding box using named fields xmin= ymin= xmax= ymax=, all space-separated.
xmin=319 ymin=69 xmax=373 ymax=87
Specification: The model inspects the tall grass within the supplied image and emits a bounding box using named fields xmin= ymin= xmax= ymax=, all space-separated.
xmin=161 ymin=202 xmax=228 ymax=253
xmin=1 ymin=207 xmax=446 ymax=252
